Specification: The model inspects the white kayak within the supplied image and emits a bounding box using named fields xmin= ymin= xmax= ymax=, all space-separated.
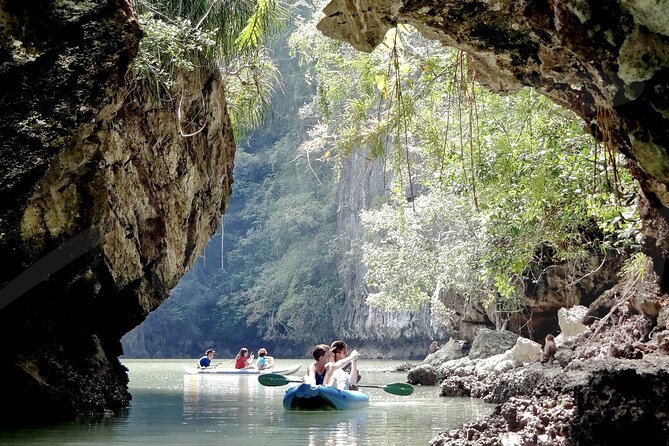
xmin=184 ymin=363 xmax=302 ymax=376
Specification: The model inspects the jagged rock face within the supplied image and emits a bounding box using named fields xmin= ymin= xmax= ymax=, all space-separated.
xmin=509 ymin=248 xmax=626 ymax=340
xmin=569 ymin=359 xmax=669 ymax=444
xmin=0 ymin=1 xmax=235 ymax=424
xmin=317 ymin=0 xmax=669 ymax=286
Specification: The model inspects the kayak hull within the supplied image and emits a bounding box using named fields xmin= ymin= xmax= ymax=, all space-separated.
xmin=283 ymin=383 xmax=369 ymax=410
xmin=184 ymin=363 xmax=302 ymax=376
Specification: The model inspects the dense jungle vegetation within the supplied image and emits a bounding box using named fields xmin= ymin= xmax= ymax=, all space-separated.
xmin=122 ymin=0 xmax=639 ymax=358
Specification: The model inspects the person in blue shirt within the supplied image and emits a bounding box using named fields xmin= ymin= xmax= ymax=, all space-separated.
xmin=255 ymin=348 xmax=274 ymax=370
xmin=198 ymin=349 xmax=219 ymax=368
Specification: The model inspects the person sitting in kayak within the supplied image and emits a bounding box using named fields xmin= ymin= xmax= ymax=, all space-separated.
xmin=332 ymin=340 xmax=363 ymax=385
xmin=234 ymin=347 xmax=255 ymax=369
xmin=325 ymin=340 xmax=360 ymax=390
xmin=198 ymin=348 xmax=221 ymax=368
xmin=256 ymin=348 xmax=274 ymax=370
xmin=305 ymin=344 xmax=333 ymax=385
xmin=306 ymin=343 xmax=359 ymax=387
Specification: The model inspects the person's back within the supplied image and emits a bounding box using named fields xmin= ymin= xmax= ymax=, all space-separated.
xmin=256 ymin=348 xmax=274 ymax=370
xmin=329 ymin=367 xmax=351 ymax=390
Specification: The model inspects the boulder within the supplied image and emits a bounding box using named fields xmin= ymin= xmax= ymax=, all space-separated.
xmin=558 ymin=306 xmax=589 ymax=337
xmin=424 ymin=338 xmax=470 ymax=366
xmin=468 ymin=328 xmax=519 ymax=360
xmin=659 ymin=306 xmax=669 ymax=330
xmin=407 ymin=364 xmax=438 ymax=386
xmin=510 ymin=337 xmax=543 ymax=364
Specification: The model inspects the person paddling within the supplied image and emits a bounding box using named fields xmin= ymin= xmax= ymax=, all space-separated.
xmin=234 ymin=347 xmax=255 ymax=369
xmin=198 ymin=348 xmax=222 ymax=368
xmin=325 ymin=340 xmax=360 ymax=390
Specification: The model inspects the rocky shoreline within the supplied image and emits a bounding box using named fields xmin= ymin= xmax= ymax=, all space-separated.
xmin=405 ymin=277 xmax=669 ymax=445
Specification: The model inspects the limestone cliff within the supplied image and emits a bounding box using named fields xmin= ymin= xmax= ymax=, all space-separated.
xmin=334 ymin=140 xmax=623 ymax=352
xmin=335 ymin=151 xmax=449 ymax=357
xmin=0 ymin=1 xmax=235 ymax=423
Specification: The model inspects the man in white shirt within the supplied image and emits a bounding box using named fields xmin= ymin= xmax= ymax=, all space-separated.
xmin=327 ymin=340 xmax=359 ymax=390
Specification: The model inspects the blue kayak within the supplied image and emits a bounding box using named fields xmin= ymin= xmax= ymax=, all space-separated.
xmin=283 ymin=383 xmax=369 ymax=410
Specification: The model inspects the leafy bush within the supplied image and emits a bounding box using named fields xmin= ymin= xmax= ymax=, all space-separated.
xmin=133 ymin=13 xmax=215 ymax=98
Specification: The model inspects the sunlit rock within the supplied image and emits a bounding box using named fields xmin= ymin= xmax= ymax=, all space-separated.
xmin=558 ymin=305 xmax=589 ymax=337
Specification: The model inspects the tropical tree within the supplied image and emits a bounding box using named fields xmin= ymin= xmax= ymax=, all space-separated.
xmin=289 ymin=10 xmax=638 ymax=317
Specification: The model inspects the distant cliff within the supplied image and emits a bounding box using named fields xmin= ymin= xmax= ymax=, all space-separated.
xmin=334 ymin=151 xmax=450 ymax=357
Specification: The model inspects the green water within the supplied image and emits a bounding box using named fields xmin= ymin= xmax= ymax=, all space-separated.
xmin=0 ymin=359 xmax=495 ymax=445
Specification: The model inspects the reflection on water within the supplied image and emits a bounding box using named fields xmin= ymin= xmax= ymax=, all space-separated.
xmin=178 ymin=361 xmax=495 ymax=446
xmin=183 ymin=375 xmax=374 ymax=446
xmin=283 ymin=410 xmax=370 ymax=446
xmin=0 ymin=359 xmax=495 ymax=446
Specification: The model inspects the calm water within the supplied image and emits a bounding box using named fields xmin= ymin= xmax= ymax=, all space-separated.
xmin=0 ymin=359 xmax=495 ymax=445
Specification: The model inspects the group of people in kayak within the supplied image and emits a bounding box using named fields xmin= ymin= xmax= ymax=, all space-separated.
xmin=235 ymin=347 xmax=275 ymax=369
xmin=305 ymin=340 xmax=360 ymax=391
xmin=197 ymin=339 xmax=361 ymax=391
xmin=197 ymin=347 xmax=274 ymax=370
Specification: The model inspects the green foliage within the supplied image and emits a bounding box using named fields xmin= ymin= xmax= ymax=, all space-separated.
xmin=220 ymin=130 xmax=343 ymax=342
xmin=291 ymin=18 xmax=639 ymax=313
xmin=133 ymin=0 xmax=287 ymax=60
xmin=361 ymin=189 xmax=486 ymax=309
xmin=131 ymin=0 xmax=288 ymax=137
xmin=132 ymin=12 xmax=216 ymax=98
xmin=235 ymin=0 xmax=286 ymax=50
xmin=225 ymin=49 xmax=282 ymax=139
xmin=619 ymin=252 xmax=650 ymax=282
xmin=474 ymin=89 xmax=638 ymax=298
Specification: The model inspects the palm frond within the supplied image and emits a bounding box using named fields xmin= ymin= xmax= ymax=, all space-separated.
xmin=133 ymin=0 xmax=288 ymax=61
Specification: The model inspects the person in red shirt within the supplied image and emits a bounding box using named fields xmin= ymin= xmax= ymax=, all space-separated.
xmin=234 ymin=347 xmax=255 ymax=369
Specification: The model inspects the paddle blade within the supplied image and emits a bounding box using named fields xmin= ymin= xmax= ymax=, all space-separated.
xmin=381 ymin=382 xmax=414 ymax=396
xmin=258 ymin=373 xmax=291 ymax=387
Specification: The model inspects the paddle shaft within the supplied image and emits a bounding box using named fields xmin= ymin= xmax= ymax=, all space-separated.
xmin=275 ymin=377 xmax=377 ymax=389
xmin=258 ymin=373 xmax=413 ymax=395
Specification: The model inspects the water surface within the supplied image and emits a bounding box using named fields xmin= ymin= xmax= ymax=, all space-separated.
xmin=0 ymin=359 xmax=495 ymax=445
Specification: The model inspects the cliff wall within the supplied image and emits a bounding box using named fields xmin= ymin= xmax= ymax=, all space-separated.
xmin=0 ymin=0 xmax=235 ymax=423
xmin=335 ymin=151 xmax=449 ymax=357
